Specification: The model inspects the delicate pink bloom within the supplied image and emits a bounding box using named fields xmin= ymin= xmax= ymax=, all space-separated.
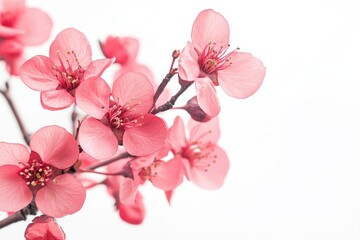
xmin=76 ymin=72 xmax=167 ymax=159
xmin=104 ymin=155 xmax=146 ymax=225
xmin=100 ymin=36 xmax=139 ymax=65
xmin=0 ymin=0 xmax=52 ymax=75
xmin=0 ymin=126 xmax=86 ymax=218
xmin=25 ymin=215 xmax=65 ymax=240
xmin=168 ymin=116 xmax=229 ymax=189
xmin=19 ymin=28 xmax=114 ymax=110
xmin=178 ymin=9 xmax=266 ymax=116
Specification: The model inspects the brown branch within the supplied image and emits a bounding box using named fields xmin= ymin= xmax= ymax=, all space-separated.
xmin=0 ymin=201 xmax=38 ymax=229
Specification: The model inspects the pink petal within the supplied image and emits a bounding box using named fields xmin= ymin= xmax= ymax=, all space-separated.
xmin=1 ymin=0 xmax=25 ymax=13
xmin=0 ymin=165 xmax=32 ymax=212
xmin=112 ymin=72 xmax=154 ymax=114
xmin=123 ymin=114 xmax=167 ymax=156
xmin=119 ymin=191 xmax=145 ymax=225
xmin=150 ymin=157 xmax=183 ymax=191
xmin=0 ymin=142 xmax=29 ymax=166
xmin=165 ymin=190 xmax=173 ymax=205
xmin=78 ymin=117 xmax=118 ymax=159
xmin=178 ymin=41 xmax=200 ymax=81
xmin=189 ymin=117 xmax=220 ymax=144
xmin=14 ymin=8 xmax=52 ymax=46
xmin=75 ymin=77 xmax=110 ymax=119
xmin=19 ymin=56 xmax=59 ymax=91
xmin=83 ymin=58 xmax=115 ymax=80
xmin=218 ymin=52 xmax=266 ymax=99
xmin=30 ymin=125 xmax=78 ymax=169
xmin=191 ymin=9 xmax=230 ymax=52
xmin=195 ymin=77 xmax=220 ymax=116
xmin=167 ymin=116 xmax=187 ymax=153
xmin=186 ymin=145 xmax=229 ymax=189
xmin=119 ymin=176 xmax=139 ymax=205
xmin=40 ymin=89 xmax=75 ymax=110
xmin=0 ymin=26 xmax=24 ymax=38
xmin=36 ymin=174 xmax=86 ymax=218
xmin=49 ymin=28 xmax=92 ymax=69
xmin=114 ymin=63 xmax=154 ymax=88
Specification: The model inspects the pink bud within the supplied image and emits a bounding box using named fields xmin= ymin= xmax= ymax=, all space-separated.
xmin=182 ymin=96 xmax=212 ymax=122
xmin=25 ymin=215 xmax=66 ymax=240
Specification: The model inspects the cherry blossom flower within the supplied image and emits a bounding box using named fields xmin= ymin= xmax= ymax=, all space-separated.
xmin=168 ymin=116 xmax=229 ymax=189
xmin=0 ymin=0 xmax=52 ymax=75
xmin=178 ymin=9 xmax=266 ymax=116
xmin=25 ymin=215 xmax=65 ymax=240
xmin=0 ymin=125 xmax=86 ymax=218
xmin=76 ymin=72 xmax=167 ymax=159
xmin=104 ymin=154 xmax=146 ymax=224
xmin=19 ymin=27 xmax=114 ymax=110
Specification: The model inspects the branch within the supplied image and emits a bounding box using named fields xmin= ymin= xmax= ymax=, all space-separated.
xmin=0 ymin=81 xmax=30 ymax=145
xmin=0 ymin=201 xmax=38 ymax=229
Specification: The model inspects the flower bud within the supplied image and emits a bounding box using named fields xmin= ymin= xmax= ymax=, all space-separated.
xmin=25 ymin=215 xmax=66 ymax=240
xmin=182 ymin=96 xmax=212 ymax=122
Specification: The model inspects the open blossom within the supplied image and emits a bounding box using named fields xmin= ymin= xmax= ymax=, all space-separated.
xmin=168 ymin=116 xmax=229 ymax=189
xmin=76 ymin=72 xmax=167 ymax=159
xmin=0 ymin=126 xmax=86 ymax=218
xmin=19 ymin=27 xmax=114 ymax=110
xmin=25 ymin=215 xmax=66 ymax=240
xmin=178 ymin=9 xmax=266 ymax=116
xmin=0 ymin=0 xmax=52 ymax=75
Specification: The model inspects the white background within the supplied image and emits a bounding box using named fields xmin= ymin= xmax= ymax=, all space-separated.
xmin=1 ymin=0 xmax=360 ymax=239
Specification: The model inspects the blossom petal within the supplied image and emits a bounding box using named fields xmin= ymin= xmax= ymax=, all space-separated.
xmin=186 ymin=145 xmax=229 ymax=189
xmin=78 ymin=117 xmax=118 ymax=159
xmin=49 ymin=28 xmax=92 ymax=69
xmin=112 ymin=72 xmax=154 ymax=114
xmin=0 ymin=142 xmax=29 ymax=166
xmin=123 ymin=114 xmax=167 ymax=156
xmin=0 ymin=165 xmax=32 ymax=212
xmin=25 ymin=216 xmax=66 ymax=240
xmin=100 ymin=36 xmax=139 ymax=64
xmin=178 ymin=41 xmax=200 ymax=81
xmin=218 ymin=52 xmax=266 ymax=99
xmin=189 ymin=117 xmax=220 ymax=143
xmin=14 ymin=8 xmax=52 ymax=46
xmin=195 ymin=78 xmax=220 ymax=116
xmin=40 ymin=89 xmax=75 ymax=110
xmin=191 ymin=9 xmax=230 ymax=52
xmin=119 ymin=191 xmax=145 ymax=225
xmin=0 ymin=26 xmax=24 ymax=38
xmin=75 ymin=77 xmax=110 ymax=119
xmin=36 ymin=174 xmax=86 ymax=218
xmin=150 ymin=157 xmax=183 ymax=191
xmin=83 ymin=58 xmax=115 ymax=80
xmin=167 ymin=116 xmax=187 ymax=153
xmin=30 ymin=125 xmax=78 ymax=169
xmin=19 ymin=56 xmax=59 ymax=91
xmin=119 ymin=176 xmax=139 ymax=205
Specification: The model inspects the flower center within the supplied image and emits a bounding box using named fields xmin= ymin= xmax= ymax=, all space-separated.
xmin=51 ymin=50 xmax=85 ymax=96
xmin=107 ymin=100 xmax=145 ymax=129
xmin=19 ymin=158 xmax=53 ymax=188
xmin=181 ymin=142 xmax=217 ymax=172
xmin=198 ymin=42 xmax=238 ymax=85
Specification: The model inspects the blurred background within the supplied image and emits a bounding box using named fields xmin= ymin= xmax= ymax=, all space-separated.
xmin=1 ymin=0 xmax=360 ymax=239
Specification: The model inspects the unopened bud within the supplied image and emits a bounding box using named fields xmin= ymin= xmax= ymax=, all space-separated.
xmin=172 ymin=49 xmax=180 ymax=59
xmin=182 ymin=96 xmax=212 ymax=122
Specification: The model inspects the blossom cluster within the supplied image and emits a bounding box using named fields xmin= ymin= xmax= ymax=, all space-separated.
xmin=0 ymin=2 xmax=265 ymax=239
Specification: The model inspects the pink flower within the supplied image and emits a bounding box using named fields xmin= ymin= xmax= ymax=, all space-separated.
xmin=0 ymin=125 xmax=86 ymax=218
xmin=19 ymin=28 xmax=114 ymax=110
xmin=104 ymin=155 xmax=146 ymax=224
xmin=168 ymin=116 xmax=229 ymax=189
xmin=25 ymin=215 xmax=65 ymax=240
xmin=76 ymin=72 xmax=167 ymax=159
xmin=178 ymin=9 xmax=266 ymax=116
xmin=0 ymin=0 xmax=52 ymax=75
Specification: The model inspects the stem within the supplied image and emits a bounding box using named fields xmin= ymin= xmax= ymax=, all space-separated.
xmin=151 ymin=80 xmax=193 ymax=114
xmin=80 ymin=169 xmax=133 ymax=178
xmin=0 ymin=201 xmax=37 ymax=229
xmin=0 ymin=81 xmax=30 ymax=145
xmin=86 ymin=152 xmax=133 ymax=170
xmin=71 ymin=105 xmax=78 ymax=136
xmin=152 ymin=49 xmax=180 ymax=109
